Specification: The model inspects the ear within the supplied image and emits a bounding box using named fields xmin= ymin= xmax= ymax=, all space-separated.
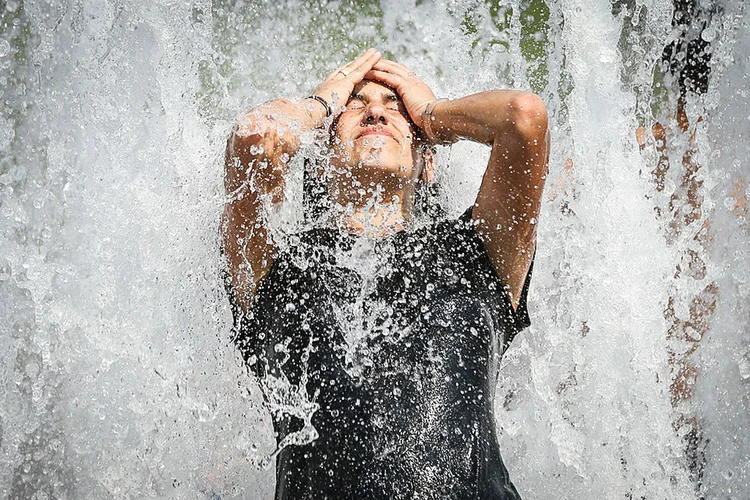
xmin=420 ymin=148 xmax=435 ymax=184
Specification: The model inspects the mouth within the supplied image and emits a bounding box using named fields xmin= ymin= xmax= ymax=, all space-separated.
xmin=358 ymin=127 xmax=395 ymax=140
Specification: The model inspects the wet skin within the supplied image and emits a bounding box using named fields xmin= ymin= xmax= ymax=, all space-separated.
xmin=326 ymin=80 xmax=425 ymax=219
xmin=223 ymin=48 xmax=548 ymax=313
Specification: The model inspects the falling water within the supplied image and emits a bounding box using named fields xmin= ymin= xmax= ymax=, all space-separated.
xmin=1 ymin=0 xmax=748 ymax=498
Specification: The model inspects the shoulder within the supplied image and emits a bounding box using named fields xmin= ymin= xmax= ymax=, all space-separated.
xmin=252 ymin=225 xmax=341 ymax=293
xmin=418 ymin=208 xmax=533 ymax=338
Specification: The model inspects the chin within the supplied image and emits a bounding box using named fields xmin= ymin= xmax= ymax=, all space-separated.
xmin=359 ymin=146 xmax=410 ymax=168
xmin=358 ymin=154 xmax=409 ymax=175
xmin=334 ymin=144 xmax=414 ymax=179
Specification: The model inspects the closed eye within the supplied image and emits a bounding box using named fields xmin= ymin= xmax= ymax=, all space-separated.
xmin=346 ymin=93 xmax=366 ymax=110
xmin=343 ymin=95 xmax=407 ymax=120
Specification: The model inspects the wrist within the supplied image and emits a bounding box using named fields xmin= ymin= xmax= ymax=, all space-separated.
xmin=303 ymin=95 xmax=331 ymax=128
xmin=421 ymin=99 xmax=453 ymax=145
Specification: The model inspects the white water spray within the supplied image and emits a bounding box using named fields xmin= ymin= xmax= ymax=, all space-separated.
xmin=1 ymin=1 xmax=747 ymax=498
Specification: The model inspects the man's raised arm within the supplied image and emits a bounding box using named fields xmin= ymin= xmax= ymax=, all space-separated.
xmin=223 ymin=98 xmax=317 ymax=312
xmin=363 ymin=59 xmax=548 ymax=310
xmin=430 ymin=91 xmax=548 ymax=310
xmin=223 ymin=49 xmax=382 ymax=312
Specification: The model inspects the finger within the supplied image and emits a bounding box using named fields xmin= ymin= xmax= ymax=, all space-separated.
xmin=347 ymin=51 xmax=382 ymax=81
xmin=326 ymin=49 xmax=376 ymax=79
xmin=372 ymin=59 xmax=411 ymax=77
xmin=364 ymin=69 xmax=406 ymax=90
xmin=388 ymin=60 xmax=415 ymax=76
xmin=339 ymin=49 xmax=378 ymax=74
xmin=379 ymin=59 xmax=411 ymax=72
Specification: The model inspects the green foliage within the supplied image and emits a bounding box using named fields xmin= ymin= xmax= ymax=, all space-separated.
xmin=0 ymin=0 xmax=36 ymax=172
xmin=206 ymin=0 xmax=559 ymax=109
xmin=519 ymin=0 xmax=550 ymax=93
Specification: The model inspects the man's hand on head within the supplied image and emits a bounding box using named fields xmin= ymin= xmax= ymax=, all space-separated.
xmin=310 ymin=49 xmax=382 ymax=122
xmin=364 ymin=60 xmax=438 ymax=130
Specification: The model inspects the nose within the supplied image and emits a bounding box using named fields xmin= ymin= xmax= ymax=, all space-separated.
xmin=364 ymin=103 xmax=387 ymax=124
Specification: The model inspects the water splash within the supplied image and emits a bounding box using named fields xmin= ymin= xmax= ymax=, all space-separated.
xmin=1 ymin=0 xmax=747 ymax=498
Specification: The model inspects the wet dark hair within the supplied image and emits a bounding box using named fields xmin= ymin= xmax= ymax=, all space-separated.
xmin=302 ymin=158 xmax=329 ymax=223
xmin=412 ymin=168 xmax=445 ymax=219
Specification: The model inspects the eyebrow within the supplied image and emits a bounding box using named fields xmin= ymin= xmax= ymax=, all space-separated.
xmin=350 ymin=92 xmax=400 ymax=103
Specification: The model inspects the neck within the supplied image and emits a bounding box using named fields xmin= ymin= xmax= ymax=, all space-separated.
xmin=329 ymin=182 xmax=412 ymax=238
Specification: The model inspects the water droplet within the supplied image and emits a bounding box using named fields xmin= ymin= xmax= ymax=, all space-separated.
xmin=25 ymin=361 xmax=39 ymax=378
xmin=738 ymin=351 xmax=750 ymax=381
xmin=701 ymin=27 xmax=717 ymax=42
xmin=0 ymin=263 xmax=11 ymax=281
xmin=198 ymin=405 xmax=213 ymax=422
xmin=0 ymin=117 xmax=14 ymax=151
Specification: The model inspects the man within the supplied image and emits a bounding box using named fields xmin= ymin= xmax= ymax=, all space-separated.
xmin=223 ymin=49 xmax=548 ymax=498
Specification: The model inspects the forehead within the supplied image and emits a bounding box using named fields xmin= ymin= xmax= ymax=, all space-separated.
xmin=349 ymin=80 xmax=401 ymax=102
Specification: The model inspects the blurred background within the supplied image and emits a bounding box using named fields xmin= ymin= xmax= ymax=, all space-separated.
xmin=1 ymin=0 xmax=748 ymax=498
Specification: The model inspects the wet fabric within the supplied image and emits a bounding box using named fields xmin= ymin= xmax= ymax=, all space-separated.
xmin=231 ymin=210 xmax=532 ymax=499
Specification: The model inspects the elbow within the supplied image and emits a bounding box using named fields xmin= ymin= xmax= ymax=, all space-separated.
xmin=227 ymin=114 xmax=281 ymax=165
xmin=228 ymin=98 xmax=303 ymax=161
xmin=231 ymin=113 xmax=277 ymax=150
xmin=510 ymin=93 xmax=548 ymax=141
xmin=229 ymin=99 xmax=300 ymax=156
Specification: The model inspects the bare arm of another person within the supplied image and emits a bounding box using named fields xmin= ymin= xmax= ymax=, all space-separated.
xmin=223 ymin=49 xmax=382 ymax=312
xmin=366 ymin=61 xmax=549 ymax=310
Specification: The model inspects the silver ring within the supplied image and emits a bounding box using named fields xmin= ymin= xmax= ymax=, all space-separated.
xmin=338 ymin=70 xmax=349 ymax=77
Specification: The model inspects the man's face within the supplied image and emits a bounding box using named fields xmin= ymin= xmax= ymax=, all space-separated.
xmin=330 ymin=80 xmax=419 ymax=187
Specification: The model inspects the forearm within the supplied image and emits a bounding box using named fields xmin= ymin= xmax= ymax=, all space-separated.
xmin=427 ymin=90 xmax=542 ymax=146
xmin=222 ymin=200 xmax=273 ymax=310
xmin=231 ymin=98 xmax=326 ymax=166
xmin=225 ymin=97 xmax=328 ymax=201
xmin=458 ymin=91 xmax=548 ymax=308
xmin=223 ymin=98 xmax=326 ymax=312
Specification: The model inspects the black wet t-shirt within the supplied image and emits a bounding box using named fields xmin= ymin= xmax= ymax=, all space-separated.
xmin=231 ymin=210 xmax=532 ymax=499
